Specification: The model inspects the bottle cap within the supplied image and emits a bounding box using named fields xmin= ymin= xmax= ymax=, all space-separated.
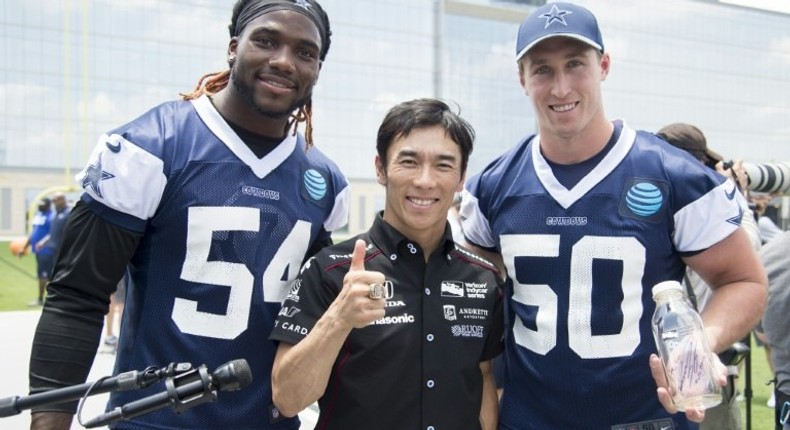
xmin=651 ymin=280 xmax=683 ymax=299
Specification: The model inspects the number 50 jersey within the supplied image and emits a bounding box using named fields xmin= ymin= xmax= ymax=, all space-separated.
xmin=75 ymin=95 xmax=349 ymax=429
xmin=461 ymin=122 xmax=743 ymax=430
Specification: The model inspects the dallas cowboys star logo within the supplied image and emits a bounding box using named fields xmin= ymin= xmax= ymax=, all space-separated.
xmin=82 ymin=153 xmax=115 ymax=198
xmin=727 ymin=205 xmax=744 ymax=226
xmin=539 ymin=4 xmax=573 ymax=29
xmin=294 ymin=0 xmax=311 ymax=9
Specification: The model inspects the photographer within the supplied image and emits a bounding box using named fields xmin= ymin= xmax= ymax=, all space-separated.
xmin=658 ymin=123 xmax=762 ymax=430
xmin=759 ymin=230 xmax=790 ymax=429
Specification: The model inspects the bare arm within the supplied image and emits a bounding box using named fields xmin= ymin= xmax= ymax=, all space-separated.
xmin=271 ymin=240 xmax=385 ymax=417
xmin=479 ymin=360 xmax=498 ymax=430
xmin=651 ymin=227 xmax=767 ymax=422
xmin=684 ymin=227 xmax=768 ymax=352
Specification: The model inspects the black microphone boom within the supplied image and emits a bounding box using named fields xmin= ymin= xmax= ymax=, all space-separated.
xmin=0 ymin=362 xmax=192 ymax=418
xmin=83 ymin=359 xmax=252 ymax=428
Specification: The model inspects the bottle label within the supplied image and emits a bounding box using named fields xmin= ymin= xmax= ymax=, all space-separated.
xmin=660 ymin=325 xmax=694 ymax=340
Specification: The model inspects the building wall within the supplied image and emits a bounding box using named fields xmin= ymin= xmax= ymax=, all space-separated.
xmin=1 ymin=0 xmax=789 ymax=237
xmin=0 ymin=168 xmax=79 ymax=238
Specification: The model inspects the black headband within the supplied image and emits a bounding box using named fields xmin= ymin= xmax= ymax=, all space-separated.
xmin=236 ymin=0 xmax=328 ymax=58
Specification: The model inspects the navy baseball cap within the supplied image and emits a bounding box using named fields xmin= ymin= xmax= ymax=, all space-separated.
xmin=516 ymin=2 xmax=604 ymax=62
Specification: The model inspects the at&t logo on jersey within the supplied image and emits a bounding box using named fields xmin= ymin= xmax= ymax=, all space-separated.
xmin=618 ymin=178 xmax=669 ymax=222
xmin=302 ymin=168 xmax=328 ymax=203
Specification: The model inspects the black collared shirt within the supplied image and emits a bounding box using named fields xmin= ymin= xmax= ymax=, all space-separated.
xmin=270 ymin=214 xmax=504 ymax=430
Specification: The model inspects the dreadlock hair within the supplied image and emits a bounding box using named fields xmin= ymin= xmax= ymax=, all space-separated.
xmin=181 ymin=0 xmax=332 ymax=150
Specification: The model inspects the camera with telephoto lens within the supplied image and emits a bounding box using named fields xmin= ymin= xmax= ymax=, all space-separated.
xmin=703 ymin=161 xmax=790 ymax=193
xmin=742 ymin=162 xmax=790 ymax=193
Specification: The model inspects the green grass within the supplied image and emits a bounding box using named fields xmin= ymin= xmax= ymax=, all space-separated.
xmin=0 ymin=242 xmax=778 ymax=428
xmin=0 ymin=240 xmax=42 ymax=310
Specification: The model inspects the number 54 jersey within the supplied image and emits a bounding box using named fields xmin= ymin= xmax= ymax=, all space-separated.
xmin=460 ymin=122 xmax=743 ymax=430
xmin=75 ymin=95 xmax=349 ymax=429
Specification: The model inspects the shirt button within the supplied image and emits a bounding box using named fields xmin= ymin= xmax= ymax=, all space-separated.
xmin=424 ymin=288 xmax=430 ymax=295
xmin=427 ymin=334 xmax=434 ymax=342
xmin=446 ymin=254 xmax=451 ymax=261
xmin=390 ymin=254 xmax=397 ymax=261
xmin=427 ymin=427 xmax=435 ymax=430
xmin=427 ymin=380 xmax=435 ymax=388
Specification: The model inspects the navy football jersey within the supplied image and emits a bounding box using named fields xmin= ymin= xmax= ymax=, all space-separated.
xmin=28 ymin=210 xmax=52 ymax=255
xmin=74 ymin=95 xmax=349 ymax=429
xmin=461 ymin=123 xmax=744 ymax=430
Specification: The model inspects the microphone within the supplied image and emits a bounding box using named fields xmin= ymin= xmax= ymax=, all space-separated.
xmin=0 ymin=362 xmax=192 ymax=418
xmin=83 ymin=359 xmax=252 ymax=428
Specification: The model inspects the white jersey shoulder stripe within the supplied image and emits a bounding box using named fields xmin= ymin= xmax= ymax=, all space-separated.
xmin=459 ymin=189 xmax=496 ymax=248
xmin=325 ymin=185 xmax=350 ymax=232
xmin=75 ymin=133 xmax=166 ymax=220
xmin=673 ymin=180 xmax=743 ymax=252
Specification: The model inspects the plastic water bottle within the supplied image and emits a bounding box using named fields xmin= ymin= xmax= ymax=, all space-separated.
xmin=651 ymin=280 xmax=722 ymax=410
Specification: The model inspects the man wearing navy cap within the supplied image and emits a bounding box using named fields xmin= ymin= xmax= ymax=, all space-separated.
xmin=460 ymin=3 xmax=767 ymax=429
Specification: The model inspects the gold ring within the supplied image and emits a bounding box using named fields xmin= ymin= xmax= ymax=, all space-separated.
xmin=369 ymin=283 xmax=386 ymax=300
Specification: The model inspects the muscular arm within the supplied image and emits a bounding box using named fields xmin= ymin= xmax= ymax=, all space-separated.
xmin=479 ymin=360 xmax=498 ymax=430
xmin=29 ymin=201 xmax=140 ymax=428
xmin=684 ymin=227 xmax=768 ymax=353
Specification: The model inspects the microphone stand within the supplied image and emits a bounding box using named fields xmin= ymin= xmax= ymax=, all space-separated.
xmin=0 ymin=362 xmax=192 ymax=418
xmin=82 ymin=365 xmax=215 ymax=428
xmin=81 ymin=359 xmax=252 ymax=428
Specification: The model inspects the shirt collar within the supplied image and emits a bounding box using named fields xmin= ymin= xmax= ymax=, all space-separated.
xmin=368 ymin=211 xmax=456 ymax=263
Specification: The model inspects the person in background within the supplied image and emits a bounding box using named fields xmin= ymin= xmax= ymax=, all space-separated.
xmin=270 ymin=98 xmax=503 ymax=430
xmin=28 ymin=1 xmax=348 ymax=429
xmin=448 ymin=192 xmax=465 ymax=243
xmin=103 ymin=275 xmax=127 ymax=352
xmin=751 ymin=190 xmax=783 ymax=408
xmin=459 ymin=3 xmax=768 ymax=429
xmin=753 ymin=192 xmax=784 ymax=244
xmin=758 ymin=230 xmax=790 ymax=429
xmin=15 ymin=198 xmax=53 ymax=307
xmin=658 ymin=122 xmax=761 ymax=430
xmin=36 ymin=193 xmax=72 ymax=260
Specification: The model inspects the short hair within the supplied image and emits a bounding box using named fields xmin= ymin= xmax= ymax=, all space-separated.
xmin=376 ymin=98 xmax=475 ymax=173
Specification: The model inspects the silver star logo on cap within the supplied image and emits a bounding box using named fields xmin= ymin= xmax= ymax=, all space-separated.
xmin=539 ymin=4 xmax=572 ymax=29
xmin=295 ymin=0 xmax=312 ymax=9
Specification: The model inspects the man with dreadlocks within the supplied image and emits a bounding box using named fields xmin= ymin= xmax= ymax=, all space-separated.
xmin=28 ymin=1 xmax=347 ymax=429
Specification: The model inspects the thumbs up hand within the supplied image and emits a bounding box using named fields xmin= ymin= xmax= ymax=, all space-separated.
xmin=328 ymin=239 xmax=387 ymax=330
